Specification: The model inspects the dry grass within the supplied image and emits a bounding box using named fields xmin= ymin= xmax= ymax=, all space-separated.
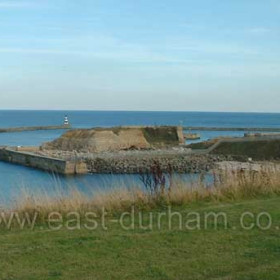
xmin=8 ymin=167 xmax=280 ymax=220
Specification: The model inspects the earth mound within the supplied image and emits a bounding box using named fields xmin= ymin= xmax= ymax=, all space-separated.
xmin=42 ymin=126 xmax=184 ymax=153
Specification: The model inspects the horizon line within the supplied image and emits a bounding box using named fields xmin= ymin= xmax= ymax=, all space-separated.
xmin=0 ymin=109 xmax=279 ymax=114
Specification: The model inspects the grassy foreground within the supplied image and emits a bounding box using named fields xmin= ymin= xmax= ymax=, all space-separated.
xmin=1 ymin=168 xmax=280 ymax=279
xmin=1 ymin=196 xmax=280 ymax=280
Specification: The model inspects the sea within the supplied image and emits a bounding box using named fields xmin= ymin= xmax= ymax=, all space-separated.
xmin=0 ymin=110 xmax=279 ymax=205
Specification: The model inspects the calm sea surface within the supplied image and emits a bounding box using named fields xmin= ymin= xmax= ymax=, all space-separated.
xmin=0 ymin=110 xmax=279 ymax=205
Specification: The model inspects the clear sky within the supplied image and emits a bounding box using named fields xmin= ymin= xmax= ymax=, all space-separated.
xmin=0 ymin=0 xmax=279 ymax=112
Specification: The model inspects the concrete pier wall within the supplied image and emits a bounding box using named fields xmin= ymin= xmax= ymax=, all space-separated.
xmin=0 ymin=148 xmax=87 ymax=175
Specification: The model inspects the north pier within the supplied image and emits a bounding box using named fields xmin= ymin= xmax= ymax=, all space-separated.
xmin=0 ymin=124 xmax=71 ymax=133
xmin=0 ymin=115 xmax=71 ymax=133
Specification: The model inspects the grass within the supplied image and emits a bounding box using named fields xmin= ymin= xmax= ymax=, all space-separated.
xmin=1 ymin=168 xmax=280 ymax=279
xmin=211 ymin=139 xmax=280 ymax=160
xmin=1 ymin=197 xmax=280 ymax=279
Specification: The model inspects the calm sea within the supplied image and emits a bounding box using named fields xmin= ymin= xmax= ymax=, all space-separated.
xmin=0 ymin=110 xmax=279 ymax=205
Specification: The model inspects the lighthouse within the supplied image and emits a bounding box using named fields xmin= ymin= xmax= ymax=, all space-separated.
xmin=64 ymin=115 xmax=69 ymax=126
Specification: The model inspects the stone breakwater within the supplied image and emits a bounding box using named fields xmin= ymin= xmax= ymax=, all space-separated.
xmin=40 ymin=148 xmax=230 ymax=174
xmin=85 ymin=154 xmax=225 ymax=174
xmin=3 ymin=146 xmax=223 ymax=175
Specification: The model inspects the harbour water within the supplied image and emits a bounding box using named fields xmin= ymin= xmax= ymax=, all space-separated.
xmin=0 ymin=110 xmax=279 ymax=204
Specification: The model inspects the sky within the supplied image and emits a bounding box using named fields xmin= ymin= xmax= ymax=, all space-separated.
xmin=0 ymin=0 xmax=280 ymax=112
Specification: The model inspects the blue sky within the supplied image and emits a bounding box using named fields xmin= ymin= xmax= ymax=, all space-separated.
xmin=0 ymin=0 xmax=280 ymax=111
